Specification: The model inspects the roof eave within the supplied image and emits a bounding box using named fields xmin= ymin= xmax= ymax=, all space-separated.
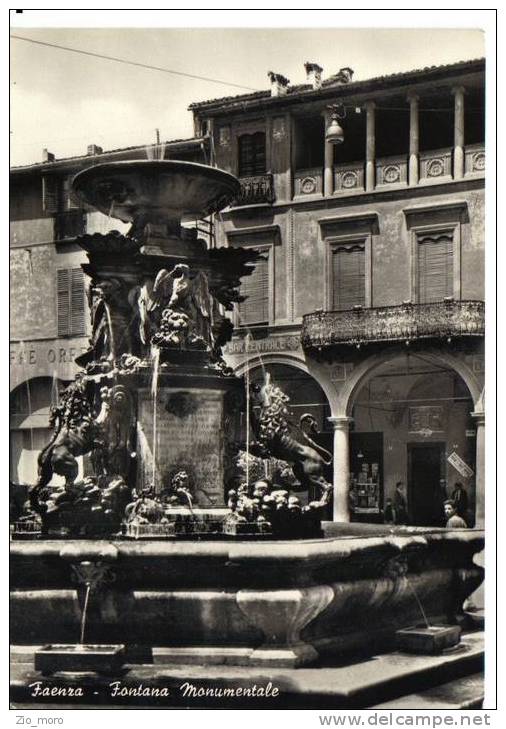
xmin=189 ymin=58 xmax=485 ymax=116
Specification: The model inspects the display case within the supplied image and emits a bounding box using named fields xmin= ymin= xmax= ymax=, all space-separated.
xmin=349 ymin=433 xmax=384 ymax=523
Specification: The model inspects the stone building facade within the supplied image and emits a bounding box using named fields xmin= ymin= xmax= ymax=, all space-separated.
xmin=190 ymin=57 xmax=485 ymax=527
xmin=10 ymin=57 xmax=485 ymax=528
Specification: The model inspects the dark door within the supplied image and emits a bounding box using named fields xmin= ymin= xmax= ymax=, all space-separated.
xmin=407 ymin=443 xmax=445 ymax=526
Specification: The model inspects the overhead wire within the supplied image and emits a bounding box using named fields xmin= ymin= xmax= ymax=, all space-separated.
xmin=10 ymin=34 xmax=260 ymax=92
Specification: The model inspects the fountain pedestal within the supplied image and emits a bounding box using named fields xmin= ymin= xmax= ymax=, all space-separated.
xmin=135 ymin=372 xmax=243 ymax=503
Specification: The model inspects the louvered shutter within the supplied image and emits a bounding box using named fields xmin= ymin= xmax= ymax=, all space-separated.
xmin=238 ymin=132 xmax=266 ymax=176
xmin=417 ymin=233 xmax=454 ymax=303
xmin=70 ymin=269 xmax=86 ymax=334
xmin=331 ymin=244 xmax=366 ymax=310
xmin=42 ymin=176 xmax=60 ymax=214
xmin=57 ymin=268 xmax=86 ymax=336
xmin=57 ymin=269 xmax=71 ymax=336
xmin=238 ymin=253 xmax=269 ymax=325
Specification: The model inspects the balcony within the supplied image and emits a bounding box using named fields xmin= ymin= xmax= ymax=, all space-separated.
xmin=233 ymin=174 xmax=274 ymax=206
xmin=419 ymin=147 xmax=453 ymax=182
xmin=334 ymin=161 xmax=365 ymax=193
xmin=54 ymin=210 xmax=86 ymax=242
xmin=294 ymin=167 xmax=323 ymax=197
xmin=375 ymin=154 xmax=408 ymax=188
xmin=301 ymin=300 xmax=484 ymax=351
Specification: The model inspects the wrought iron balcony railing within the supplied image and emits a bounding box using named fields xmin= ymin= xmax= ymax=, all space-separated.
xmin=233 ymin=173 xmax=275 ymax=206
xmin=54 ymin=210 xmax=86 ymax=241
xmin=301 ymin=300 xmax=484 ymax=350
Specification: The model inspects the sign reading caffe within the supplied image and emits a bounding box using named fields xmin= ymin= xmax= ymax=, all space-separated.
xmin=9 ymin=339 xmax=89 ymax=388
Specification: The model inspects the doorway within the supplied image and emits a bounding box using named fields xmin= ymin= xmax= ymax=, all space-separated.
xmin=407 ymin=442 xmax=446 ymax=526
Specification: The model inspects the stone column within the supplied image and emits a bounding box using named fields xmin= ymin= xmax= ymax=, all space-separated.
xmin=323 ymin=110 xmax=335 ymax=196
xmin=452 ymin=86 xmax=465 ymax=180
xmin=471 ymin=410 xmax=485 ymax=527
xmin=407 ymin=93 xmax=419 ymax=186
xmin=328 ymin=416 xmax=352 ymax=522
xmin=365 ymin=101 xmax=376 ymax=191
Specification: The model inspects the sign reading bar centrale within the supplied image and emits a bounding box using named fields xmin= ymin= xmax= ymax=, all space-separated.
xmin=225 ymin=335 xmax=301 ymax=355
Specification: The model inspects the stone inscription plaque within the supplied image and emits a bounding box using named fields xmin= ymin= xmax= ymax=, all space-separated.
xmin=137 ymin=388 xmax=226 ymax=506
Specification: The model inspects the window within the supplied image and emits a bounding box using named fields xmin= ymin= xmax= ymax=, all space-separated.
xmin=294 ymin=116 xmax=325 ymax=170
xmin=330 ymin=243 xmax=366 ymax=310
xmin=57 ymin=268 xmax=86 ymax=337
xmin=417 ymin=231 xmax=454 ymax=303
xmin=238 ymin=132 xmax=266 ymax=177
xmin=43 ymin=175 xmax=85 ymax=240
xmin=237 ymin=250 xmax=269 ymax=326
xmin=42 ymin=175 xmax=80 ymax=214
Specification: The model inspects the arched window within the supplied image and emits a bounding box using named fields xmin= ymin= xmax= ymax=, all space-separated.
xmin=238 ymin=132 xmax=266 ymax=177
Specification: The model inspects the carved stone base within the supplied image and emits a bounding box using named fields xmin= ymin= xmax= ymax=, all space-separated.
xmin=236 ymin=587 xmax=334 ymax=667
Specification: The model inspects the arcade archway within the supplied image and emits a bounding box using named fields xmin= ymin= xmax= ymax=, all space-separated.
xmin=240 ymin=361 xmax=333 ymax=502
xmin=10 ymin=377 xmax=72 ymax=487
xmin=348 ymin=352 xmax=477 ymax=527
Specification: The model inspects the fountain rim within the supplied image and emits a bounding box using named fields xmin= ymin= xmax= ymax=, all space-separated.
xmin=72 ymin=159 xmax=241 ymax=200
xmin=72 ymin=159 xmax=242 ymax=223
xmin=72 ymin=158 xmax=241 ymax=185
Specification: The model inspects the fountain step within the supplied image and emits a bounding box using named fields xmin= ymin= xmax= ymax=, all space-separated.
xmin=10 ymin=631 xmax=483 ymax=709
xmin=370 ymin=672 xmax=484 ymax=709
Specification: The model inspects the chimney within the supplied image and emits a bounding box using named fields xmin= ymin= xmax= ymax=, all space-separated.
xmin=337 ymin=67 xmax=354 ymax=84
xmin=42 ymin=148 xmax=55 ymax=163
xmin=87 ymin=144 xmax=103 ymax=156
xmin=304 ymin=62 xmax=323 ymax=90
xmin=268 ymin=71 xmax=290 ymax=97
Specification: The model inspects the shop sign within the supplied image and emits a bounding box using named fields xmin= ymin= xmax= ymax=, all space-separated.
xmin=447 ymin=451 xmax=474 ymax=479
xmin=10 ymin=345 xmax=88 ymax=366
xmin=225 ymin=335 xmax=301 ymax=355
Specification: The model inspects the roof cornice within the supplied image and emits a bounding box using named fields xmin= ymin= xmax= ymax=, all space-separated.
xmin=189 ymin=58 xmax=485 ymax=116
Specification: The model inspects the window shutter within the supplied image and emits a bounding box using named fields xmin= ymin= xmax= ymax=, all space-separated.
xmin=57 ymin=268 xmax=86 ymax=336
xmin=42 ymin=176 xmax=60 ymax=214
xmin=238 ymin=132 xmax=266 ymax=176
xmin=331 ymin=244 xmax=366 ymax=310
xmin=238 ymin=253 xmax=269 ymax=325
xmin=70 ymin=269 xmax=86 ymax=335
xmin=57 ymin=269 xmax=71 ymax=336
xmin=417 ymin=233 xmax=454 ymax=303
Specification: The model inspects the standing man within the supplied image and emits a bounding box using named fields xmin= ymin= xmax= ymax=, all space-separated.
xmin=444 ymin=499 xmax=468 ymax=529
xmin=394 ymin=481 xmax=408 ymax=524
xmin=451 ymin=482 xmax=469 ymax=520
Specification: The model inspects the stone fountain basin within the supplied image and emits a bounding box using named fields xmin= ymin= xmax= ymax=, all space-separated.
xmin=10 ymin=525 xmax=484 ymax=668
xmin=72 ymin=160 xmax=241 ymax=224
xmin=34 ymin=644 xmax=125 ymax=676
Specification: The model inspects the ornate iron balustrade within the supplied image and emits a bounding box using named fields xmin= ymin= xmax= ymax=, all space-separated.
xmin=54 ymin=210 xmax=86 ymax=241
xmin=233 ymin=173 xmax=275 ymax=206
xmin=301 ymin=300 xmax=484 ymax=350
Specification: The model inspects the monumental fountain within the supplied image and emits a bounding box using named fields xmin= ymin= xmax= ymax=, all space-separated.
xmin=10 ymin=159 xmax=484 ymax=698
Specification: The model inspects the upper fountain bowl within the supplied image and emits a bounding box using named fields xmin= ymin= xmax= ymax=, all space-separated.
xmin=72 ymin=160 xmax=241 ymax=225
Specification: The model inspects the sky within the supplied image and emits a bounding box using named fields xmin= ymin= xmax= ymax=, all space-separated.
xmin=10 ymin=26 xmax=485 ymax=167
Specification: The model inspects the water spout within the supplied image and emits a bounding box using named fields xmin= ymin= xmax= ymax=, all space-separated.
xmin=80 ymin=582 xmax=91 ymax=645
xmin=151 ymin=346 xmax=160 ymax=492
xmin=407 ymin=580 xmax=431 ymax=629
